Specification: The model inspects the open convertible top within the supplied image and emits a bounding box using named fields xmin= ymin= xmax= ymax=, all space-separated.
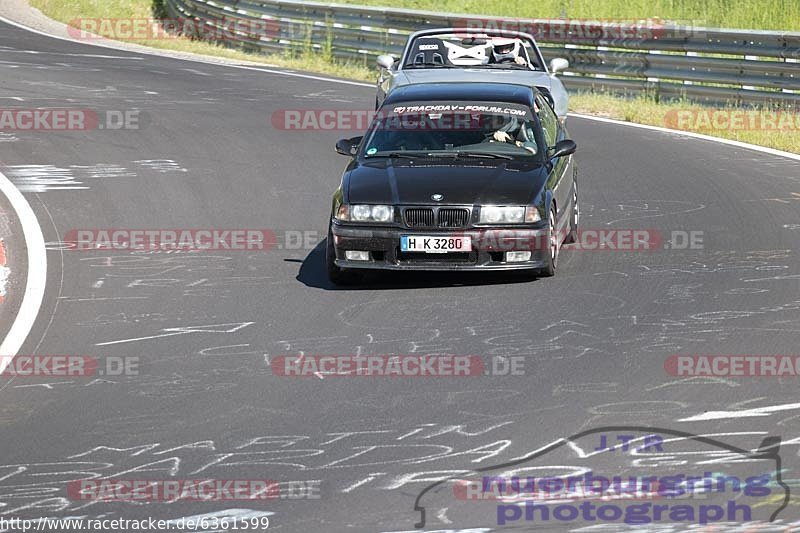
xmin=400 ymin=28 xmax=546 ymax=71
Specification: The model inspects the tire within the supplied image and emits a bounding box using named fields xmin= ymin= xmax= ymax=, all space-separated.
xmin=564 ymin=183 xmax=579 ymax=244
xmin=326 ymin=226 xmax=360 ymax=286
xmin=537 ymin=207 xmax=559 ymax=277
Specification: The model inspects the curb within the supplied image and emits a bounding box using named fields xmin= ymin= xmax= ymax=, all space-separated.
xmin=0 ymin=167 xmax=46 ymax=364
xmin=0 ymin=238 xmax=7 ymax=303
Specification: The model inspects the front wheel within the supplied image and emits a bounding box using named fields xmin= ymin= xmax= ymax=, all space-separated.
xmin=537 ymin=207 xmax=559 ymax=277
xmin=564 ymin=184 xmax=579 ymax=244
xmin=326 ymin=226 xmax=360 ymax=286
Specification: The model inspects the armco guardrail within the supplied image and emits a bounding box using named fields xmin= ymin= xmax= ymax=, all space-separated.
xmin=162 ymin=0 xmax=800 ymax=106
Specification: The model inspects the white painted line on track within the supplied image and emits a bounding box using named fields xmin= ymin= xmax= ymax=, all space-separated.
xmin=0 ymin=15 xmax=373 ymax=88
xmin=0 ymin=239 xmax=8 ymax=302
xmin=0 ymin=168 xmax=47 ymax=365
xmin=6 ymin=50 xmax=144 ymax=59
xmin=569 ymin=113 xmax=800 ymax=162
xmin=679 ymin=402 xmax=800 ymax=422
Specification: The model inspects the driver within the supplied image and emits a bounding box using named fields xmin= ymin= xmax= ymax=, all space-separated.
xmin=491 ymin=37 xmax=528 ymax=66
xmin=486 ymin=115 xmax=537 ymax=154
xmin=486 ymin=114 xmax=520 ymax=143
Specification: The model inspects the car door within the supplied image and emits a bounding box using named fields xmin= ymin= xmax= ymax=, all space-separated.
xmin=536 ymin=94 xmax=573 ymax=234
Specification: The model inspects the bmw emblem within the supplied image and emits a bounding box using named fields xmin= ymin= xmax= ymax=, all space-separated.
xmin=431 ymin=194 xmax=444 ymax=201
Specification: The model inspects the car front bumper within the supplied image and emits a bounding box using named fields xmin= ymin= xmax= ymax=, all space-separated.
xmin=331 ymin=223 xmax=550 ymax=271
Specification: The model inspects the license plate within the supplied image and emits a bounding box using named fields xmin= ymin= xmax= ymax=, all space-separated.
xmin=400 ymin=235 xmax=472 ymax=253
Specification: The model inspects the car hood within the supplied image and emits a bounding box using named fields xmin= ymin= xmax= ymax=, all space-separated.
xmin=345 ymin=159 xmax=548 ymax=205
xmin=396 ymin=68 xmax=553 ymax=89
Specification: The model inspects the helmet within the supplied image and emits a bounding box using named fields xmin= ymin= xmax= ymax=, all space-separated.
xmin=484 ymin=114 xmax=520 ymax=135
xmin=491 ymin=37 xmax=523 ymax=63
xmin=443 ymin=40 xmax=491 ymax=66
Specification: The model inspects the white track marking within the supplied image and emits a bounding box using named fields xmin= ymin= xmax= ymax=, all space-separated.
xmin=0 ymin=169 xmax=47 ymax=364
xmin=9 ymin=50 xmax=142 ymax=59
xmin=435 ymin=507 xmax=453 ymax=525
xmin=96 ymin=322 xmax=254 ymax=346
xmin=0 ymin=242 xmax=8 ymax=300
xmin=0 ymin=15 xmax=372 ymax=88
xmin=569 ymin=113 xmax=800 ymax=162
xmin=679 ymin=402 xmax=800 ymax=422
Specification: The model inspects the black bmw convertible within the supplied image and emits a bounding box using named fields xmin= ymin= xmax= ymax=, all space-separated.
xmin=327 ymin=82 xmax=578 ymax=285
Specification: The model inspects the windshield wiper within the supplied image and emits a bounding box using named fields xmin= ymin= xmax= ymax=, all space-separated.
xmin=368 ymin=151 xmax=514 ymax=160
xmin=436 ymin=151 xmax=514 ymax=160
xmin=366 ymin=151 xmax=428 ymax=159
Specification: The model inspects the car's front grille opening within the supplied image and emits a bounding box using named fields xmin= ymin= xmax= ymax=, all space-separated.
xmin=489 ymin=252 xmax=504 ymax=262
xmin=403 ymin=207 xmax=470 ymax=228
xmin=396 ymin=249 xmax=476 ymax=264
xmin=437 ymin=208 xmax=469 ymax=228
xmin=404 ymin=208 xmax=435 ymax=228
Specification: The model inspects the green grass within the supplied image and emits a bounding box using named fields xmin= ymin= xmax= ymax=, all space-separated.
xmin=335 ymin=0 xmax=800 ymax=31
xmin=30 ymin=0 xmax=373 ymax=80
xmin=29 ymin=0 xmax=800 ymax=153
xmin=34 ymin=0 xmax=148 ymax=20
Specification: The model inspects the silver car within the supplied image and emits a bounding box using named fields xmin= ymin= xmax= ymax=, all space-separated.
xmin=376 ymin=28 xmax=570 ymax=122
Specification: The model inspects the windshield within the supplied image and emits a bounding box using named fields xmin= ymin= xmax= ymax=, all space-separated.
xmin=362 ymin=103 xmax=541 ymax=160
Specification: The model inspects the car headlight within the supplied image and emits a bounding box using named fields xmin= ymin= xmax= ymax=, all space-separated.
xmin=479 ymin=206 xmax=525 ymax=224
xmin=336 ymin=204 xmax=394 ymax=223
xmin=371 ymin=205 xmax=393 ymax=222
xmin=524 ymin=205 xmax=542 ymax=223
xmin=352 ymin=204 xmax=372 ymax=220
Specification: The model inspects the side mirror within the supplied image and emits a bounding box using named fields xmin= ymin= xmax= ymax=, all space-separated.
xmin=377 ymin=54 xmax=396 ymax=70
xmin=549 ymin=139 xmax=577 ymax=159
xmin=549 ymin=57 xmax=569 ymax=74
xmin=335 ymin=136 xmax=363 ymax=156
